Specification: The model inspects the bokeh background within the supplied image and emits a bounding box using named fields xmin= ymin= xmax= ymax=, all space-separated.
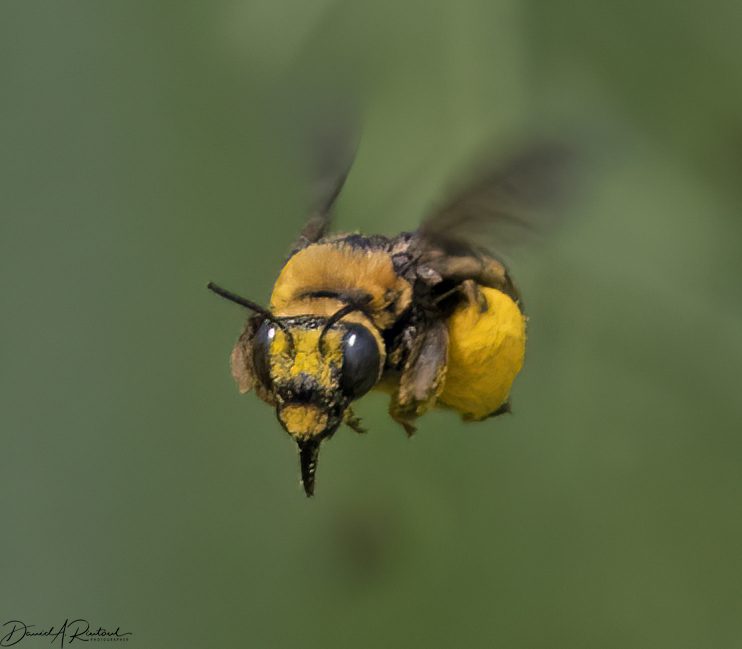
xmin=3 ymin=1 xmax=742 ymax=647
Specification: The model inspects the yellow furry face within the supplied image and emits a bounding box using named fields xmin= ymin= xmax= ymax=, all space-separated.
xmin=248 ymin=312 xmax=383 ymax=424
xmin=279 ymin=404 xmax=329 ymax=440
xmin=268 ymin=326 xmax=344 ymax=389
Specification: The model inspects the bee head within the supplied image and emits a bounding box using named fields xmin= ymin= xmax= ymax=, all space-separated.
xmin=250 ymin=313 xmax=383 ymax=495
xmin=252 ymin=315 xmax=383 ymax=495
xmin=209 ymin=282 xmax=385 ymax=496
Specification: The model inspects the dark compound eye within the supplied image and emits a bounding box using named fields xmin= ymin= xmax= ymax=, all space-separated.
xmin=252 ymin=319 xmax=277 ymax=388
xmin=339 ymin=323 xmax=381 ymax=400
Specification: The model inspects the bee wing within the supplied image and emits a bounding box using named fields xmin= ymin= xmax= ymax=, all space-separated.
xmin=293 ymin=103 xmax=360 ymax=248
xmin=417 ymin=139 xmax=583 ymax=260
xmin=297 ymin=158 xmax=355 ymax=245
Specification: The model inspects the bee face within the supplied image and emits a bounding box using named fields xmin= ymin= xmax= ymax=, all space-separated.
xmin=249 ymin=314 xmax=384 ymax=494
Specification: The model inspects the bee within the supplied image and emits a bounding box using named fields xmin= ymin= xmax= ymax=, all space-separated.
xmin=209 ymin=138 xmax=572 ymax=496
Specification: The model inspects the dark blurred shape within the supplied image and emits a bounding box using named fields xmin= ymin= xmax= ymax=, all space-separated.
xmin=268 ymin=81 xmax=361 ymax=249
xmin=323 ymin=499 xmax=412 ymax=589
xmin=419 ymin=130 xmax=600 ymax=259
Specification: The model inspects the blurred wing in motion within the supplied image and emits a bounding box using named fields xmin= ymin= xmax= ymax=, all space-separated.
xmin=417 ymin=138 xmax=585 ymax=260
xmin=292 ymin=97 xmax=361 ymax=249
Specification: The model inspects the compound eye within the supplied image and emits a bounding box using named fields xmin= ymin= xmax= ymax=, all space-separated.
xmin=339 ymin=324 xmax=381 ymax=400
xmin=252 ymin=320 xmax=277 ymax=387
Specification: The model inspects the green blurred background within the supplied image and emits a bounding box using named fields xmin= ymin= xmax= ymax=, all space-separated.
xmin=3 ymin=1 xmax=742 ymax=647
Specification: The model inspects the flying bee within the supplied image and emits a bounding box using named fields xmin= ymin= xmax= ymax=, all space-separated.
xmin=209 ymin=137 xmax=574 ymax=496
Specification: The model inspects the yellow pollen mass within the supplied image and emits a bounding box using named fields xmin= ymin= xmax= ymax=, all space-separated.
xmin=439 ymin=286 xmax=526 ymax=420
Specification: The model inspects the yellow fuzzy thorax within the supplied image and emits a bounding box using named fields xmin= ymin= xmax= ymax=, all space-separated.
xmin=270 ymin=243 xmax=412 ymax=329
xmin=439 ymin=286 xmax=526 ymax=420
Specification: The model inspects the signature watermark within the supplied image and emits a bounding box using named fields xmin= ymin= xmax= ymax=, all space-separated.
xmin=1 ymin=620 xmax=131 ymax=647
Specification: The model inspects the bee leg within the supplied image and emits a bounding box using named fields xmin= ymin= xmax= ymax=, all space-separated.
xmin=432 ymin=279 xmax=489 ymax=316
xmin=389 ymin=320 xmax=448 ymax=437
xmin=489 ymin=400 xmax=512 ymax=417
xmin=344 ymin=408 xmax=367 ymax=434
xmin=462 ymin=400 xmax=512 ymax=422
xmin=420 ymin=252 xmax=521 ymax=305
xmin=391 ymin=412 xmax=417 ymax=437
xmin=460 ymin=279 xmax=489 ymax=313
